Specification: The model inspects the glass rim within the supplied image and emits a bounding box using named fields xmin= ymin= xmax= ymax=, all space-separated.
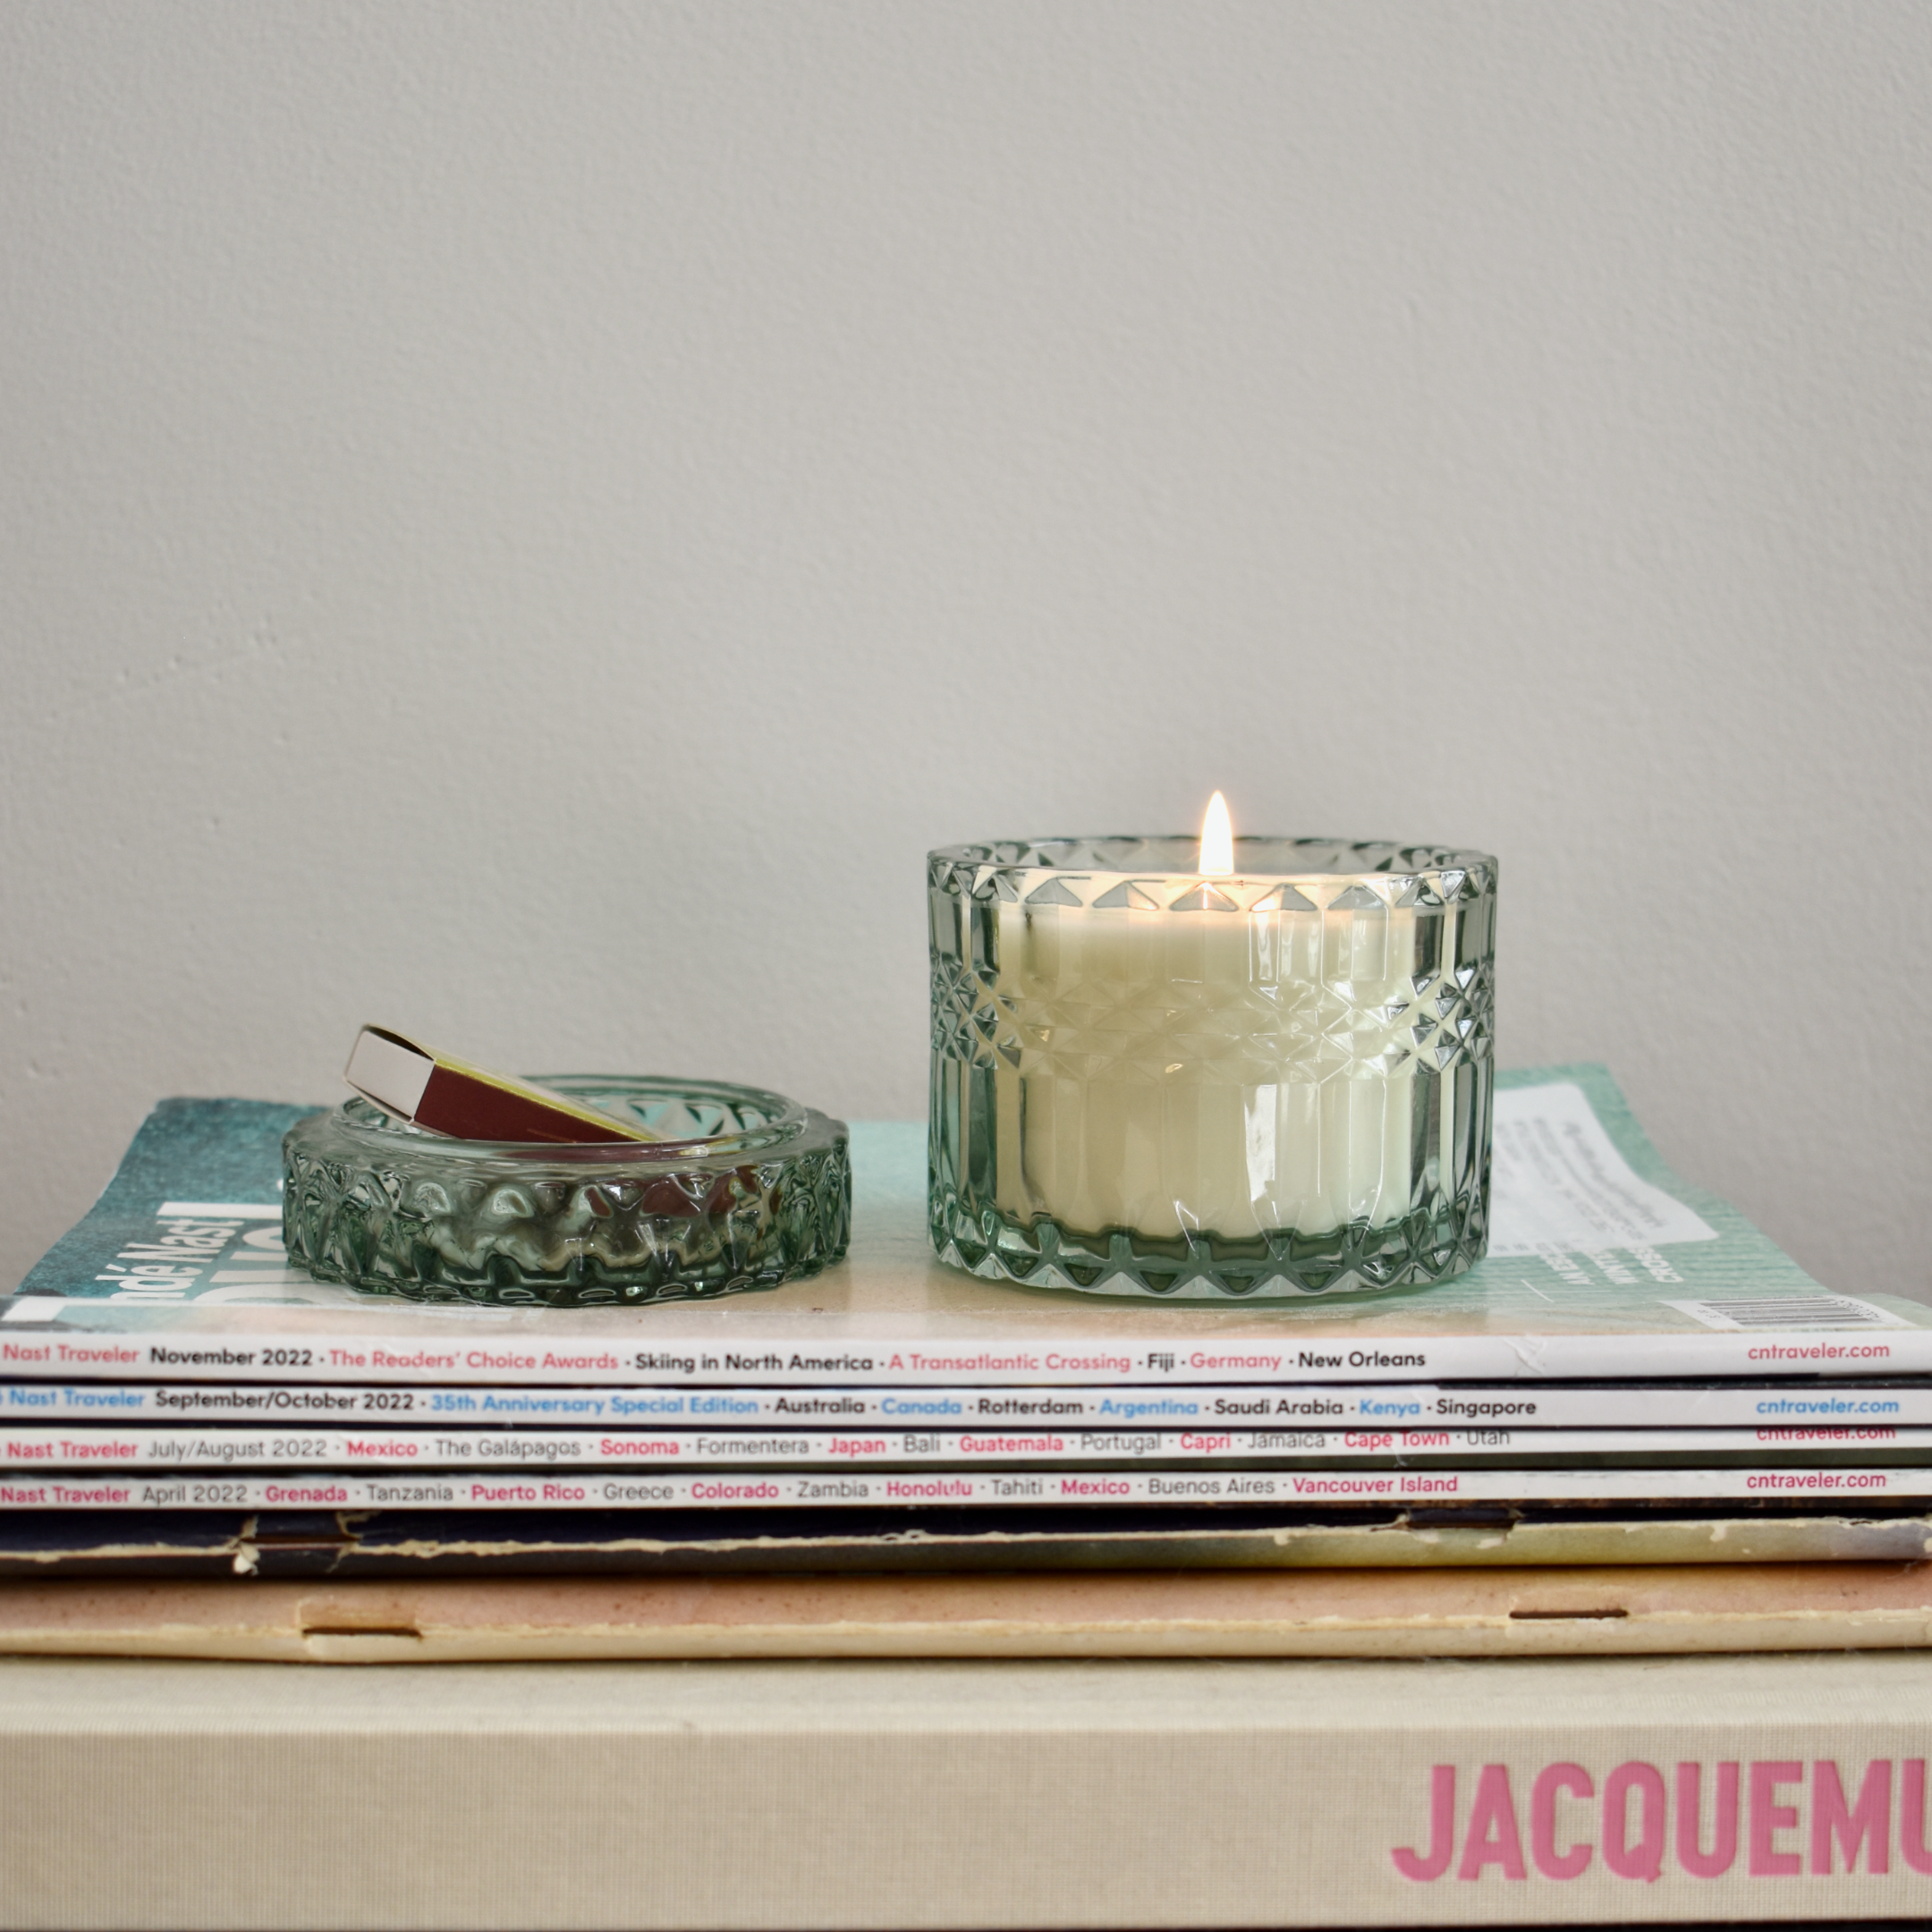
xmin=308 ymin=1074 xmax=835 ymax=1164
xmin=928 ymin=838 xmax=1496 ymax=914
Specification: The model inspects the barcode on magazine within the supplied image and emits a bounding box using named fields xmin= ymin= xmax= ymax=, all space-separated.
xmin=1665 ymin=1295 xmax=1911 ymax=1333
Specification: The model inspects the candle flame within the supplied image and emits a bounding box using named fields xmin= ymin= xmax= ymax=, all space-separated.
xmin=1199 ymin=792 xmax=1233 ymax=877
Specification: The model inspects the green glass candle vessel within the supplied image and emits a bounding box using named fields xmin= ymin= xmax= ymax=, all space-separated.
xmin=928 ymin=838 xmax=1496 ymax=1300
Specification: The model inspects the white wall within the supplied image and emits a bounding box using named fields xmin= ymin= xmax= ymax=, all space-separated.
xmin=4 ymin=2 xmax=1928 ymax=1294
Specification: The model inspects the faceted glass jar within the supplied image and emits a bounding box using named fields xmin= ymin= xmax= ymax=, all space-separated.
xmin=284 ymin=1075 xmax=849 ymax=1307
xmin=928 ymin=838 xmax=1496 ymax=1298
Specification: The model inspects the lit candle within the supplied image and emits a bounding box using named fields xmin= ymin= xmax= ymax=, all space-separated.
xmin=928 ymin=808 xmax=1497 ymax=1297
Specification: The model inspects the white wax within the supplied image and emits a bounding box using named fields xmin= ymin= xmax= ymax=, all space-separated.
xmin=989 ymin=897 xmax=1427 ymax=1240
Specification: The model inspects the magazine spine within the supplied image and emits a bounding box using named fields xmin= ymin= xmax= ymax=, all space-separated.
xmin=3 ymin=1465 xmax=1928 ymax=1511
xmin=3 ymin=1424 xmax=1930 ymax=1472
xmin=6 ymin=1378 xmax=1930 ymax=1427
xmin=0 ymin=1326 xmax=1925 ymax=1385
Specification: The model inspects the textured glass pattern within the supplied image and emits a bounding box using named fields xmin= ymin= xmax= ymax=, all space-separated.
xmin=284 ymin=1077 xmax=849 ymax=1307
xmin=929 ymin=838 xmax=1496 ymax=1299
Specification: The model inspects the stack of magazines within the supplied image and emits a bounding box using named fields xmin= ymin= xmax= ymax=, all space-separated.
xmin=4 ymin=1064 xmax=1928 ymax=1579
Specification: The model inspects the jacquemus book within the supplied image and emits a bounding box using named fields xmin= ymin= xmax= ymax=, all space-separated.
xmin=2 ymin=1640 xmax=1931 ymax=1928
xmin=6 ymin=1066 xmax=1919 ymax=1389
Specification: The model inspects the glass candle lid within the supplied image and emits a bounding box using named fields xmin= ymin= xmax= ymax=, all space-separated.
xmin=284 ymin=1075 xmax=849 ymax=1308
